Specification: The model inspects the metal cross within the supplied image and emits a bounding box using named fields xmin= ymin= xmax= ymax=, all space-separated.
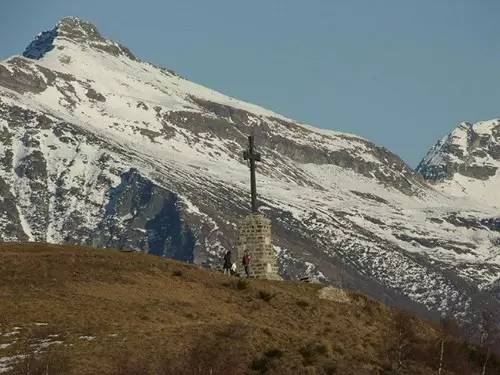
xmin=243 ymin=135 xmax=261 ymax=213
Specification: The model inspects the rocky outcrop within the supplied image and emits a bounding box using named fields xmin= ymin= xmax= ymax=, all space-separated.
xmin=93 ymin=168 xmax=195 ymax=262
xmin=23 ymin=27 xmax=58 ymax=59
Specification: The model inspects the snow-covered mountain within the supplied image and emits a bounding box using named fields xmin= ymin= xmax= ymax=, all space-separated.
xmin=418 ymin=119 xmax=500 ymax=209
xmin=1 ymin=17 xmax=499 ymax=328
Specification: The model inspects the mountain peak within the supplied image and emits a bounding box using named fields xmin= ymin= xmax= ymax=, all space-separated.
xmin=417 ymin=118 xmax=500 ymax=204
xmin=22 ymin=16 xmax=136 ymax=61
xmin=56 ymin=16 xmax=102 ymax=42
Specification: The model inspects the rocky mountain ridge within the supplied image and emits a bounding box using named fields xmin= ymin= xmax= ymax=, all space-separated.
xmin=0 ymin=17 xmax=499 ymax=329
xmin=417 ymin=119 xmax=500 ymax=209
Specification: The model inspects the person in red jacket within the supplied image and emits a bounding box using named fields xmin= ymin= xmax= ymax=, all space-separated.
xmin=242 ymin=250 xmax=251 ymax=278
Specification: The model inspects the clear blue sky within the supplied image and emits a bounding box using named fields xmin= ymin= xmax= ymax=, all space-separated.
xmin=1 ymin=0 xmax=500 ymax=166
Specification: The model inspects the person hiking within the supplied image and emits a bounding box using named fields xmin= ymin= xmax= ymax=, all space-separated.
xmin=242 ymin=250 xmax=251 ymax=278
xmin=223 ymin=250 xmax=232 ymax=275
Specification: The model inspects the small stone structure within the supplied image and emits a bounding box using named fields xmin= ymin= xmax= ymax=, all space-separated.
xmin=237 ymin=213 xmax=280 ymax=280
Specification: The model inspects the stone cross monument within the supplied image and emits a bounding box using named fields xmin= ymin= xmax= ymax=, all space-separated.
xmin=237 ymin=135 xmax=280 ymax=280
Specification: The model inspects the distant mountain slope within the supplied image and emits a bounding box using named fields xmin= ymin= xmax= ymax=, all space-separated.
xmin=1 ymin=243 xmax=499 ymax=375
xmin=417 ymin=119 xmax=500 ymax=208
xmin=0 ymin=17 xmax=499 ymax=328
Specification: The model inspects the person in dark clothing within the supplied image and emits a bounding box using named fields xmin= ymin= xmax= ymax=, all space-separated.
xmin=242 ymin=250 xmax=251 ymax=278
xmin=223 ymin=250 xmax=232 ymax=275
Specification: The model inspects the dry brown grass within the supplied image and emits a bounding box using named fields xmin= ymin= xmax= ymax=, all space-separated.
xmin=0 ymin=242 xmax=498 ymax=374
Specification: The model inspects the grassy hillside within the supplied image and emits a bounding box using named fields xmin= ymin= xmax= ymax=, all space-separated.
xmin=0 ymin=243 xmax=497 ymax=374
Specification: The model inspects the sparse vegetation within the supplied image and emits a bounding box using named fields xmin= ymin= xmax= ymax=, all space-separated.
xmin=172 ymin=269 xmax=183 ymax=277
xmin=8 ymin=348 xmax=70 ymax=375
xmin=296 ymin=299 xmax=310 ymax=308
xmin=236 ymin=278 xmax=249 ymax=290
xmin=299 ymin=341 xmax=330 ymax=366
xmin=383 ymin=310 xmax=417 ymax=373
xmin=0 ymin=243 xmax=499 ymax=374
xmin=250 ymin=357 xmax=270 ymax=373
xmin=264 ymin=349 xmax=283 ymax=359
xmin=258 ymin=290 xmax=275 ymax=302
xmin=250 ymin=349 xmax=284 ymax=374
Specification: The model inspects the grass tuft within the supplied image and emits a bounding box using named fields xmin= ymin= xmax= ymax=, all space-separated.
xmin=236 ymin=278 xmax=249 ymax=290
xmin=296 ymin=299 xmax=310 ymax=308
xmin=250 ymin=357 xmax=269 ymax=373
xmin=258 ymin=290 xmax=274 ymax=302
xmin=264 ymin=348 xmax=283 ymax=359
xmin=250 ymin=348 xmax=284 ymax=374
xmin=300 ymin=342 xmax=330 ymax=366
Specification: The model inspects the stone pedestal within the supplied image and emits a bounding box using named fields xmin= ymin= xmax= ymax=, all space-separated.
xmin=237 ymin=214 xmax=280 ymax=280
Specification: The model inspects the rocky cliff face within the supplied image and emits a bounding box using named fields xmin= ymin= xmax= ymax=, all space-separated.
xmin=0 ymin=17 xmax=499 ymax=329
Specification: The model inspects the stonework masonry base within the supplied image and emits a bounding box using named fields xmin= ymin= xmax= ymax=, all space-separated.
xmin=236 ymin=213 xmax=281 ymax=280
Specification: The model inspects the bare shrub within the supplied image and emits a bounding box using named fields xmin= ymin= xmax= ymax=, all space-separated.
xmin=382 ymin=311 xmax=418 ymax=374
